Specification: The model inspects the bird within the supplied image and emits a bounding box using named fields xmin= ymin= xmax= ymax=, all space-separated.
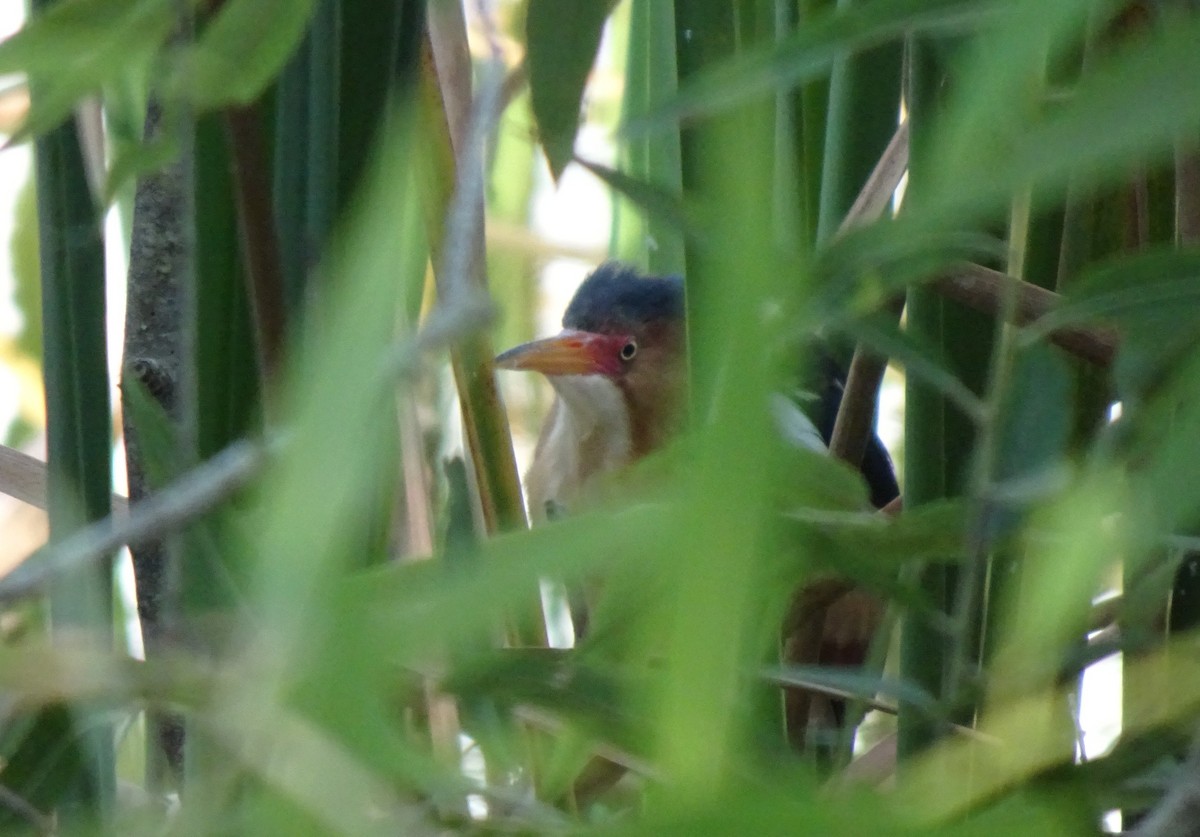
xmin=494 ymin=262 xmax=899 ymax=748
xmin=494 ymin=264 xmax=689 ymax=522
xmin=496 ymin=262 xmax=897 ymax=518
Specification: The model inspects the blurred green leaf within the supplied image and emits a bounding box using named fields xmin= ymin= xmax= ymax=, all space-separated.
xmin=842 ymin=312 xmax=985 ymax=421
xmin=10 ymin=172 xmax=41 ymax=372
xmin=175 ymin=0 xmax=317 ymax=111
xmin=927 ymin=12 xmax=1200 ymax=222
xmin=526 ymin=0 xmax=620 ymax=179
xmin=786 ymin=500 xmax=969 ymax=568
xmin=603 ymin=781 xmax=911 ymax=836
xmin=0 ymin=0 xmax=172 ymax=141
xmin=121 ymin=372 xmax=179 ymax=490
xmin=625 ymin=0 xmax=993 ymax=133
xmin=1024 ymin=248 xmax=1200 ymax=403
xmin=443 ymin=649 xmax=639 ymax=740
xmin=0 ymin=0 xmax=171 ymax=75
xmin=764 ymin=665 xmax=938 ymax=715
xmin=992 ymin=348 xmax=1072 ymax=490
xmin=1027 ymin=249 xmax=1200 ymax=334
xmin=989 ymin=471 xmax=1128 ymax=700
xmin=811 ymin=219 xmax=1006 ymax=324
xmin=579 ymin=156 xmax=692 ymax=232
xmin=614 ymin=0 xmax=684 ymax=273
xmin=102 ymin=134 xmax=179 ymax=207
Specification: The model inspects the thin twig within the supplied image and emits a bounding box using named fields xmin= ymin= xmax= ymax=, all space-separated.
xmin=0 ymin=440 xmax=266 ymax=604
xmin=0 ymin=784 xmax=52 ymax=835
xmin=827 ymin=122 xmax=909 ymax=466
xmin=1128 ymin=728 xmax=1200 ymax=837
xmin=828 ymin=300 xmax=905 ymax=468
xmin=0 ymin=443 xmax=129 ymax=516
xmin=424 ymin=0 xmax=528 ymax=536
xmin=935 ymin=263 xmax=1119 ymax=367
xmin=766 ymin=670 xmax=906 ymax=717
xmin=835 ymin=120 xmax=910 ymax=236
xmin=766 ymin=671 xmax=996 ymax=745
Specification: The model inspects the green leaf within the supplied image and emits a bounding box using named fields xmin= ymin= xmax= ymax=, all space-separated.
xmin=927 ymin=13 xmax=1200 ymax=222
xmin=444 ymin=648 xmax=637 ymax=736
xmin=1029 ymin=248 xmax=1200 ymax=331
xmin=608 ymin=782 xmax=914 ymax=836
xmin=176 ymin=0 xmax=317 ymax=111
xmin=763 ymin=665 xmax=939 ymax=715
xmin=120 ymin=372 xmax=180 ymax=490
xmin=101 ymin=133 xmax=179 ymax=207
xmin=781 ymin=501 xmax=970 ymax=609
xmin=841 ymin=313 xmax=985 ymax=422
xmin=0 ymin=0 xmax=173 ymax=140
xmin=625 ymin=0 xmax=994 ymax=133
xmin=1024 ymin=248 xmax=1200 ymax=402
xmin=613 ymin=0 xmax=684 ymax=274
xmin=922 ymin=0 xmax=1094 ymax=212
xmin=0 ymin=0 xmax=171 ymax=76
xmin=525 ymin=0 xmax=620 ymax=180
xmin=28 ymin=102 xmax=114 ymax=813
xmin=579 ymin=156 xmax=692 ymax=232
xmin=993 ymin=349 xmax=1072 ymax=490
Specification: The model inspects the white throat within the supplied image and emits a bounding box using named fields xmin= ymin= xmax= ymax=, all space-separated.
xmin=530 ymin=375 xmax=633 ymax=517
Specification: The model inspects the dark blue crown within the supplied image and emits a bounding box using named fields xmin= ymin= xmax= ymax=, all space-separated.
xmin=562 ymin=263 xmax=685 ymax=333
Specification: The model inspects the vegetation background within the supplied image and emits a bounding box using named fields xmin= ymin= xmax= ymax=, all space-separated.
xmin=0 ymin=0 xmax=1198 ymax=833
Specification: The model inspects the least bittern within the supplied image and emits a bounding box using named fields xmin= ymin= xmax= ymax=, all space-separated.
xmin=496 ymin=262 xmax=898 ymax=749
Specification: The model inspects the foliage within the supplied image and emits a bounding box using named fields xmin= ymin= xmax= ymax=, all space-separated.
xmin=1 ymin=0 xmax=1200 ymax=834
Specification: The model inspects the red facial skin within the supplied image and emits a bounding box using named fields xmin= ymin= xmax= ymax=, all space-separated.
xmin=493 ymin=329 xmax=632 ymax=377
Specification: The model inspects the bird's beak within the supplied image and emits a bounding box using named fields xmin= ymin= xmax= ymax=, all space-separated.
xmin=494 ymin=330 xmax=619 ymax=376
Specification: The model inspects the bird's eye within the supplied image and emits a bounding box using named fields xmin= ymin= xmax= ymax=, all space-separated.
xmin=620 ymin=341 xmax=638 ymax=361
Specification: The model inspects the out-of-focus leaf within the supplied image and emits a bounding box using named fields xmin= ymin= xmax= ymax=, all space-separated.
xmin=1026 ymin=249 xmax=1200 ymax=334
xmin=0 ymin=0 xmax=172 ymax=141
xmin=923 ymin=0 xmax=1093 ymax=209
xmin=763 ymin=665 xmax=939 ymax=715
xmin=578 ymin=156 xmax=691 ymax=232
xmin=607 ymin=781 xmax=913 ymax=836
xmin=614 ymin=0 xmax=684 ymax=273
xmin=992 ymin=348 xmax=1071 ymax=492
xmin=1023 ymin=248 xmax=1200 ymax=404
xmin=785 ymin=499 xmax=969 ymax=568
xmin=526 ymin=0 xmax=620 ymax=179
xmin=443 ymin=648 xmax=640 ymax=741
xmin=926 ymin=13 xmax=1200 ymax=222
xmin=779 ymin=442 xmax=871 ymax=511
xmin=0 ymin=0 xmax=171 ymax=75
xmin=907 ymin=639 xmax=1200 ymax=826
xmin=120 ymin=373 xmax=179 ymax=490
xmin=624 ymin=0 xmax=994 ymax=132
xmin=988 ymin=471 xmax=1128 ymax=700
xmin=10 ymin=173 xmax=42 ymax=386
xmin=840 ymin=312 xmax=985 ymax=422
xmin=350 ymin=501 xmax=677 ymax=653
xmin=811 ymin=218 xmax=1006 ymax=322
xmin=175 ymin=0 xmax=317 ymax=111
xmin=1053 ymin=726 xmax=1192 ymax=809
xmin=102 ymin=134 xmax=179 ymax=207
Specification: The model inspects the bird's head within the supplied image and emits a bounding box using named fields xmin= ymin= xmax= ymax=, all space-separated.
xmin=495 ymin=263 xmax=687 ymax=453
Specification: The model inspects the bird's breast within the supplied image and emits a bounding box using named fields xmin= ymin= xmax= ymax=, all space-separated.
xmin=525 ymin=375 xmax=634 ymax=521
